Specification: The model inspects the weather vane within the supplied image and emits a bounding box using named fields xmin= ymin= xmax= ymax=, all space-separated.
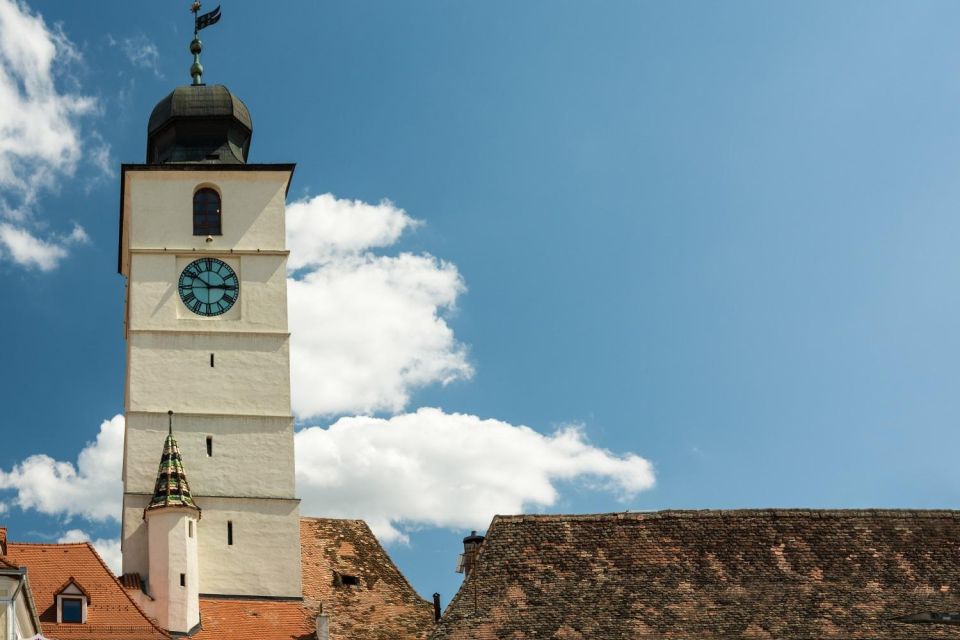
xmin=189 ymin=2 xmax=222 ymax=86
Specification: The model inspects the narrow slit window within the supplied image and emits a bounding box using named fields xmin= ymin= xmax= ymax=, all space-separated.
xmin=180 ymin=573 xmax=186 ymax=587
xmin=188 ymin=521 xmax=194 ymax=538
xmin=193 ymin=188 xmax=222 ymax=236
xmin=206 ymin=436 xmax=213 ymax=457
xmin=227 ymin=520 xmax=234 ymax=546
xmin=210 ymin=353 xmax=215 ymax=367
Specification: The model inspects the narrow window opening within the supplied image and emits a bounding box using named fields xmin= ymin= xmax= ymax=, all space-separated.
xmin=180 ymin=573 xmax=186 ymax=587
xmin=210 ymin=353 xmax=215 ymax=367
xmin=227 ymin=520 xmax=233 ymax=546
xmin=188 ymin=521 xmax=194 ymax=538
xmin=206 ymin=436 xmax=213 ymax=457
xmin=193 ymin=188 xmax=222 ymax=236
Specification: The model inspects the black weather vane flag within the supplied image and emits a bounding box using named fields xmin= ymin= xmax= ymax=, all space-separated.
xmin=193 ymin=3 xmax=222 ymax=35
xmin=188 ymin=2 xmax=222 ymax=85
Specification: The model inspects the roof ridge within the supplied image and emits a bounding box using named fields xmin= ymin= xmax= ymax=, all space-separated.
xmin=300 ymin=516 xmax=366 ymax=524
xmin=7 ymin=541 xmax=91 ymax=548
xmin=80 ymin=541 xmax=170 ymax=639
xmin=491 ymin=508 xmax=960 ymax=523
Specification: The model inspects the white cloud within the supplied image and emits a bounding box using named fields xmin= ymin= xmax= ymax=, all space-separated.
xmin=288 ymin=194 xmax=471 ymax=418
xmin=0 ymin=415 xmax=123 ymax=521
xmin=108 ymin=33 xmax=161 ymax=77
xmin=58 ymin=529 xmax=122 ymax=576
xmin=0 ymin=221 xmax=87 ymax=271
xmin=286 ymin=194 xmax=420 ymax=270
xmin=0 ymin=0 xmax=99 ymax=269
xmin=296 ymin=408 xmax=655 ymax=543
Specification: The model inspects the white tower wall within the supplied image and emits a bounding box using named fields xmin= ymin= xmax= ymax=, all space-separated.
xmin=144 ymin=507 xmax=200 ymax=634
xmin=120 ymin=167 xmax=302 ymax=598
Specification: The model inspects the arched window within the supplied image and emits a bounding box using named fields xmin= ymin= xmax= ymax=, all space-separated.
xmin=193 ymin=188 xmax=221 ymax=235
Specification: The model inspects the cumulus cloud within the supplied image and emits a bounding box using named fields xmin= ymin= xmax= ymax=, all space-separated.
xmin=288 ymin=194 xmax=471 ymax=417
xmin=0 ymin=0 xmax=99 ymax=269
xmin=296 ymin=408 xmax=655 ymax=543
xmin=0 ymin=415 xmax=123 ymax=521
xmin=0 ymin=221 xmax=88 ymax=271
xmin=58 ymin=529 xmax=122 ymax=576
xmin=286 ymin=194 xmax=421 ymax=270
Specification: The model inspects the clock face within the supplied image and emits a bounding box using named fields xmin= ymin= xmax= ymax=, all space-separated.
xmin=178 ymin=257 xmax=239 ymax=317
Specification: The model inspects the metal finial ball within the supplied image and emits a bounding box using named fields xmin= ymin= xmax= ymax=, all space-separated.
xmin=190 ymin=38 xmax=202 ymax=54
xmin=191 ymin=61 xmax=204 ymax=76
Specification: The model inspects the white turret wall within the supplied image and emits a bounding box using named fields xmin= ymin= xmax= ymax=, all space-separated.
xmin=145 ymin=507 xmax=200 ymax=634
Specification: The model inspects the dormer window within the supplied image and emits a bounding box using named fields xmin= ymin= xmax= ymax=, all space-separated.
xmin=55 ymin=579 xmax=89 ymax=624
xmin=193 ymin=187 xmax=222 ymax=236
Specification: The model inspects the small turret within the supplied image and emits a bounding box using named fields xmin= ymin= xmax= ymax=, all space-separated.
xmin=143 ymin=411 xmax=201 ymax=634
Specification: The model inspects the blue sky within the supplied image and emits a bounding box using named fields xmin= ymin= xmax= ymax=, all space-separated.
xmin=2 ymin=0 xmax=960 ymax=602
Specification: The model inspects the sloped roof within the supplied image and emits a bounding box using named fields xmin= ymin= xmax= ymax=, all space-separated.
xmin=300 ymin=517 xmax=435 ymax=640
xmin=193 ymin=597 xmax=313 ymax=640
xmin=145 ymin=433 xmax=199 ymax=514
xmin=4 ymin=541 xmax=168 ymax=640
xmin=432 ymin=510 xmax=960 ymax=640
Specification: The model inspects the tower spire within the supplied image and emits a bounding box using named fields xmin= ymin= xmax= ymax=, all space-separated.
xmin=145 ymin=412 xmax=200 ymax=514
xmin=189 ymin=2 xmax=222 ymax=86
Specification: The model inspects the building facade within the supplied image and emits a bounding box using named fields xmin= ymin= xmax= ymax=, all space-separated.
xmin=118 ymin=83 xmax=302 ymax=629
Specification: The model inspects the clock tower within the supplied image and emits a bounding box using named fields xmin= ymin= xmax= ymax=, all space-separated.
xmin=117 ymin=71 xmax=302 ymax=614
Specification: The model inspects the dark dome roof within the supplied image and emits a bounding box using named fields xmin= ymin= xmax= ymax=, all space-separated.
xmin=146 ymin=84 xmax=253 ymax=164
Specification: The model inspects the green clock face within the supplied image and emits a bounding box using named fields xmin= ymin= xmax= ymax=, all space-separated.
xmin=178 ymin=257 xmax=239 ymax=317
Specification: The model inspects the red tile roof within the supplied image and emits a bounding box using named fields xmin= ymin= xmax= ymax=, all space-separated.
xmin=4 ymin=541 xmax=168 ymax=640
xmin=432 ymin=510 xmax=960 ymax=640
xmin=193 ymin=597 xmax=313 ymax=640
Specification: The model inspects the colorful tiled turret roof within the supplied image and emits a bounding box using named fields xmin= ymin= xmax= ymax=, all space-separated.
xmin=145 ymin=414 xmax=199 ymax=514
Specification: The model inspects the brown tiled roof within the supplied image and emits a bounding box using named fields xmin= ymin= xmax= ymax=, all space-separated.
xmin=431 ymin=509 xmax=960 ymax=640
xmin=300 ymin=517 xmax=435 ymax=640
xmin=4 ymin=541 xmax=168 ymax=640
xmin=193 ymin=597 xmax=313 ymax=640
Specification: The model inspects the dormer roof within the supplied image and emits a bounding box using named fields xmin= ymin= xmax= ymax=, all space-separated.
xmin=54 ymin=577 xmax=90 ymax=601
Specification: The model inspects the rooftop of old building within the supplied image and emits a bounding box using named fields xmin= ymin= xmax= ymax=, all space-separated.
xmin=432 ymin=509 xmax=960 ymax=640
xmin=2 ymin=540 xmax=168 ymax=640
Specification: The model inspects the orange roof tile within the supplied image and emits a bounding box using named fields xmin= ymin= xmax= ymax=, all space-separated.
xmin=4 ymin=541 xmax=168 ymax=640
xmin=194 ymin=597 xmax=313 ymax=640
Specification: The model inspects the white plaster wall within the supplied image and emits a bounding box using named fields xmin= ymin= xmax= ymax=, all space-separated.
xmin=122 ymin=494 xmax=149 ymax=579
xmin=128 ymin=253 xmax=288 ymax=332
xmin=197 ymin=496 xmax=301 ymax=597
xmin=125 ymin=170 xmax=290 ymax=253
xmin=124 ymin=495 xmax=302 ymax=598
xmin=128 ymin=332 xmax=291 ymax=416
xmin=146 ymin=507 xmax=200 ymax=633
xmin=123 ymin=413 xmax=295 ymax=497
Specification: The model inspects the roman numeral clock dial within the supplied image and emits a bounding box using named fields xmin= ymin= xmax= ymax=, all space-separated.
xmin=178 ymin=257 xmax=239 ymax=316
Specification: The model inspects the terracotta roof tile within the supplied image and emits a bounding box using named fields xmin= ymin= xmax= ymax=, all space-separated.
xmin=300 ymin=517 xmax=435 ymax=640
xmin=193 ymin=598 xmax=313 ymax=640
xmin=432 ymin=509 xmax=960 ymax=640
xmin=5 ymin=541 xmax=168 ymax=640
